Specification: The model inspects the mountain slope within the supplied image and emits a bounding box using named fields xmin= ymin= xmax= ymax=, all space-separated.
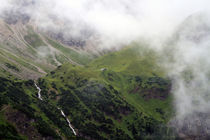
xmin=0 ymin=77 xmax=78 ymax=139
xmin=38 ymin=45 xmax=174 ymax=139
xmin=0 ymin=44 xmax=175 ymax=139
xmin=0 ymin=20 xmax=93 ymax=80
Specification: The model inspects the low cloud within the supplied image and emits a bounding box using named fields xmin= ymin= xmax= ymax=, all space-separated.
xmin=2 ymin=0 xmax=210 ymax=48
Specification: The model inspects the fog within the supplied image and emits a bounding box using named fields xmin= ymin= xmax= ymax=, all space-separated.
xmin=2 ymin=0 xmax=209 ymax=48
xmin=163 ymin=13 xmax=210 ymax=136
xmin=1 ymin=0 xmax=210 ymax=136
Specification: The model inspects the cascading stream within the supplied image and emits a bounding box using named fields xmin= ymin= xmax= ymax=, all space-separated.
xmin=34 ymin=81 xmax=77 ymax=136
xmin=34 ymin=82 xmax=43 ymax=100
xmin=58 ymin=107 xmax=77 ymax=136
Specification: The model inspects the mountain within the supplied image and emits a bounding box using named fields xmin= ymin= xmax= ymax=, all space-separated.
xmin=2 ymin=12 xmax=208 ymax=139
xmin=0 ymin=1 xmax=209 ymax=139
xmin=0 ymin=19 xmax=93 ymax=80
xmin=0 ymin=43 xmax=175 ymax=139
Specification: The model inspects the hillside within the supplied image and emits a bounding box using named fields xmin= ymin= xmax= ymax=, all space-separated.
xmin=0 ymin=44 xmax=175 ymax=139
xmin=0 ymin=77 xmax=79 ymax=139
xmin=0 ymin=19 xmax=93 ymax=80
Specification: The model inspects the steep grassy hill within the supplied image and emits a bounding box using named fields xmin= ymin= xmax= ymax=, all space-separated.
xmin=0 ymin=44 xmax=175 ymax=139
xmin=0 ymin=77 xmax=78 ymax=139
xmin=89 ymin=43 xmax=166 ymax=76
xmin=38 ymin=45 xmax=175 ymax=139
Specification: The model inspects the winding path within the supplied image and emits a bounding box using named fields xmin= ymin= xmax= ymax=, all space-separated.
xmin=34 ymin=81 xmax=77 ymax=136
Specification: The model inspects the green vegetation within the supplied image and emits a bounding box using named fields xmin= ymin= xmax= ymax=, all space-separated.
xmin=0 ymin=43 xmax=176 ymax=139
xmin=0 ymin=49 xmax=38 ymax=72
xmin=46 ymin=37 xmax=93 ymax=65
xmin=0 ymin=47 xmax=44 ymax=79
xmin=38 ymin=44 xmax=175 ymax=139
xmin=90 ymin=43 xmax=164 ymax=76
xmin=24 ymin=33 xmax=46 ymax=48
xmin=0 ymin=78 xmax=77 ymax=139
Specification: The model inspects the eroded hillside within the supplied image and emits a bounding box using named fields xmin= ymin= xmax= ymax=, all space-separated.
xmin=0 ymin=19 xmax=93 ymax=79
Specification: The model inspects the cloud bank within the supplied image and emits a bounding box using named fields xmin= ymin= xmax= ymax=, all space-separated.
xmin=162 ymin=13 xmax=210 ymax=136
xmin=1 ymin=0 xmax=210 ymax=48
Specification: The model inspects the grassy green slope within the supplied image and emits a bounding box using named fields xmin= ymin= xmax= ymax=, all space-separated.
xmin=0 ymin=43 xmax=175 ymax=139
xmin=0 ymin=77 xmax=78 ymax=139
xmin=89 ymin=44 xmax=172 ymax=121
xmin=89 ymin=43 xmax=164 ymax=76
xmin=38 ymin=44 xmax=175 ymax=139
xmin=46 ymin=37 xmax=93 ymax=65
